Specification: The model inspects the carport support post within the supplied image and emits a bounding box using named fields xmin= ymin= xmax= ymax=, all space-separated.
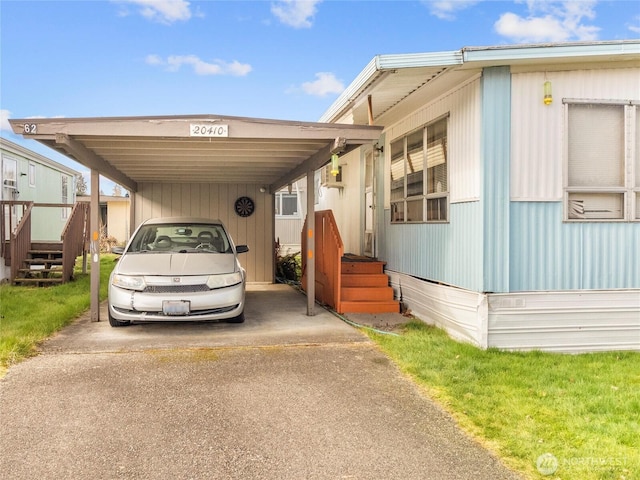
xmin=306 ymin=170 xmax=315 ymax=316
xmin=90 ymin=169 xmax=100 ymax=322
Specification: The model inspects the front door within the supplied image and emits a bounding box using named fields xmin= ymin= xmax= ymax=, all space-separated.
xmin=363 ymin=149 xmax=375 ymax=257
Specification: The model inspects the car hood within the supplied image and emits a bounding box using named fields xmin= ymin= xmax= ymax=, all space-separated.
xmin=117 ymin=253 xmax=237 ymax=276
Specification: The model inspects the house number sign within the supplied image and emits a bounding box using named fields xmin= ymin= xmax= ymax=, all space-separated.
xmin=23 ymin=124 xmax=38 ymax=134
xmin=190 ymin=124 xmax=228 ymax=137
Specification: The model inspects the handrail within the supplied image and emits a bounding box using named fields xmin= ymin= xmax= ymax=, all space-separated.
xmin=1 ymin=201 xmax=89 ymax=284
xmin=10 ymin=203 xmax=33 ymax=283
xmin=301 ymin=210 xmax=344 ymax=311
xmin=61 ymin=202 xmax=90 ymax=282
xmin=0 ymin=201 xmax=31 ymax=260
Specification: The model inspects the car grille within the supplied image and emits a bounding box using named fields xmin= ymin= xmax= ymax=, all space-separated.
xmin=143 ymin=284 xmax=210 ymax=293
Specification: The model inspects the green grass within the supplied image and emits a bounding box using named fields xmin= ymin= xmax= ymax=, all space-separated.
xmin=366 ymin=321 xmax=640 ymax=480
xmin=0 ymin=254 xmax=117 ymax=376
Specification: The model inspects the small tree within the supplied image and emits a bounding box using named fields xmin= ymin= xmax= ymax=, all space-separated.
xmin=112 ymin=184 xmax=122 ymax=197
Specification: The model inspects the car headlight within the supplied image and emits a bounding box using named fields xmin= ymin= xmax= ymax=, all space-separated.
xmin=112 ymin=274 xmax=146 ymax=291
xmin=206 ymin=272 xmax=243 ymax=289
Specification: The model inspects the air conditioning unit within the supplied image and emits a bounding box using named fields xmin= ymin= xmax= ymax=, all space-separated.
xmin=321 ymin=165 xmax=343 ymax=188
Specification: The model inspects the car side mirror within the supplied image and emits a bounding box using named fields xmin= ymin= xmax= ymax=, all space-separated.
xmin=236 ymin=245 xmax=249 ymax=254
xmin=111 ymin=246 xmax=125 ymax=255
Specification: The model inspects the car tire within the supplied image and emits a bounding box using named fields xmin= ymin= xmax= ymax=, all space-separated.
xmin=108 ymin=310 xmax=131 ymax=327
xmin=226 ymin=312 xmax=245 ymax=323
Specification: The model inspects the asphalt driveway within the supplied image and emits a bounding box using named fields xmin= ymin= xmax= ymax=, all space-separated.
xmin=0 ymin=284 xmax=521 ymax=479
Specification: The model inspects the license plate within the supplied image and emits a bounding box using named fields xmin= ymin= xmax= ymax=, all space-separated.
xmin=163 ymin=300 xmax=190 ymax=315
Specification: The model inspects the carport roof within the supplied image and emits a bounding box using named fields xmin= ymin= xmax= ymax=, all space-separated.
xmin=9 ymin=114 xmax=383 ymax=193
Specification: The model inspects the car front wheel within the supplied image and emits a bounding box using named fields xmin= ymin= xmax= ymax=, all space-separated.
xmin=226 ymin=312 xmax=245 ymax=323
xmin=108 ymin=310 xmax=131 ymax=327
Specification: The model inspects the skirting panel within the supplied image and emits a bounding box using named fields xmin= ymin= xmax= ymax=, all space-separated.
xmin=387 ymin=271 xmax=487 ymax=347
xmin=387 ymin=271 xmax=640 ymax=353
xmin=488 ymin=290 xmax=640 ymax=353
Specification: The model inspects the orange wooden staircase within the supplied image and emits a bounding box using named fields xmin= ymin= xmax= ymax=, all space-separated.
xmin=340 ymin=255 xmax=399 ymax=313
xmin=301 ymin=210 xmax=399 ymax=314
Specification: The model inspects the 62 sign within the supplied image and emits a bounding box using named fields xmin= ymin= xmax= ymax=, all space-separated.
xmin=23 ymin=124 xmax=38 ymax=134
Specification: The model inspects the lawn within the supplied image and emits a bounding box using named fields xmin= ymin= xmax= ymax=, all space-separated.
xmin=366 ymin=321 xmax=640 ymax=480
xmin=0 ymin=254 xmax=117 ymax=376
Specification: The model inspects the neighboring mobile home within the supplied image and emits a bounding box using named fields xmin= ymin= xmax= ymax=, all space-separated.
xmin=1 ymin=137 xmax=79 ymax=282
xmin=317 ymin=40 xmax=640 ymax=353
xmin=77 ymin=194 xmax=131 ymax=245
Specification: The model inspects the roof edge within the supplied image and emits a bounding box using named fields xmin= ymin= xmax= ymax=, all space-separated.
xmin=0 ymin=136 xmax=80 ymax=176
xmin=319 ymin=51 xmax=462 ymax=123
xmin=319 ymin=40 xmax=640 ymax=124
xmin=462 ymin=39 xmax=640 ymax=63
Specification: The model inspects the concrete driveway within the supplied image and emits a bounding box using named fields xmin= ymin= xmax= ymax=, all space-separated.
xmin=0 ymin=284 xmax=521 ymax=480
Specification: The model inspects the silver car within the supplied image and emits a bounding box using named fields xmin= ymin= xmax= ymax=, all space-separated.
xmin=108 ymin=217 xmax=248 ymax=327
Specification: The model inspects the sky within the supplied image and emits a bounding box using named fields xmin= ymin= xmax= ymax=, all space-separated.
xmin=1 ymin=0 xmax=639 ymax=193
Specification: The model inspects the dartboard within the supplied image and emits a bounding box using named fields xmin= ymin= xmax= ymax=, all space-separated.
xmin=234 ymin=196 xmax=255 ymax=217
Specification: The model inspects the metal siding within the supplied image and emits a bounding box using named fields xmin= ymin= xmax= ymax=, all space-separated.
xmin=510 ymin=202 xmax=640 ymax=290
xmin=387 ymin=271 xmax=486 ymax=346
xmin=386 ymin=271 xmax=640 ymax=353
xmin=488 ymin=291 xmax=640 ymax=353
xmin=481 ymin=67 xmax=511 ymax=293
xmin=385 ymin=78 xmax=481 ymax=204
xmin=135 ymin=182 xmax=274 ymax=283
xmin=380 ymin=201 xmax=483 ymax=292
xmin=511 ymin=68 xmax=640 ymax=201
xmin=275 ymin=217 xmax=303 ymax=251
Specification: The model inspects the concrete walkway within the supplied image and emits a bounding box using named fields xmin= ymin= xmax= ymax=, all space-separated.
xmin=0 ymin=284 xmax=521 ymax=479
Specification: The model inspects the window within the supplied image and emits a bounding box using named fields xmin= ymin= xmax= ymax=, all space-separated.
xmin=61 ymin=175 xmax=69 ymax=219
xmin=275 ymin=192 xmax=299 ymax=217
xmin=29 ymin=162 xmax=36 ymax=187
xmin=565 ymin=101 xmax=639 ymax=221
xmin=390 ymin=116 xmax=448 ymax=223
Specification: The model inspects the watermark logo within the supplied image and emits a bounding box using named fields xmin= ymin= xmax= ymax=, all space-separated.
xmin=537 ymin=453 xmax=559 ymax=476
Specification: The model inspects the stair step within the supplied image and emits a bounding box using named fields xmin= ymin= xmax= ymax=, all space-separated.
xmin=340 ymin=300 xmax=400 ymax=314
xmin=28 ymin=249 xmax=63 ymax=255
xmin=13 ymin=277 xmax=64 ymax=286
xmin=341 ymin=286 xmax=394 ymax=301
xmin=341 ymin=261 xmax=385 ymax=275
xmin=23 ymin=258 xmax=63 ymax=265
xmin=18 ymin=267 xmax=63 ymax=275
xmin=341 ymin=273 xmax=389 ymax=288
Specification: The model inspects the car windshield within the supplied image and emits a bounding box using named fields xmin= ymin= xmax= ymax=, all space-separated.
xmin=128 ymin=223 xmax=232 ymax=253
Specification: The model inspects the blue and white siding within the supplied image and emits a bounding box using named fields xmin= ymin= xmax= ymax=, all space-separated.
xmin=509 ymin=68 xmax=640 ymax=292
xmin=376 ymin=66 xmax=640 ymax=352
xmin=380 ymin=76 xmax=484 ymax=292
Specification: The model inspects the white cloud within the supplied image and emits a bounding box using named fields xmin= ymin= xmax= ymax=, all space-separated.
xmin=271 ymin=0 xmax=321 ymax=28
xmin=628 ymin=15 xmax=640 ymax=34
xmin=495 ymin=0 xmax=600 ymax=43
xmin=0 ymin=109 xmax=12 ymax=132
xmin=301 ymin=72 xmax=344 ymax=97
xmin=115 ymin=0 xmax=192 ymax=24
xmin=423 ymin=1 xmax=479 ymax=20
xmin=146 ymin=54 xmax=252 ymax=76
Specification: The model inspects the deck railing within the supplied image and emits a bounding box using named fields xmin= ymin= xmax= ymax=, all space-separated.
xmin=61 ymin=202 xmax=90 ymax=282
xmin=9 ymin=202 xmax=33 ymax=283
xmin=1 ymin=200 xmax=90 ymax=284
xmin=301 ymin=210 xmax=344 ymax=311
xmin=1 ymin=201 xmax=31 ymax=261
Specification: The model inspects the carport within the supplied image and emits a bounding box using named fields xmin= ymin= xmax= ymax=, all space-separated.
xmin=9 ymin=114 xmax=383 ymax=321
